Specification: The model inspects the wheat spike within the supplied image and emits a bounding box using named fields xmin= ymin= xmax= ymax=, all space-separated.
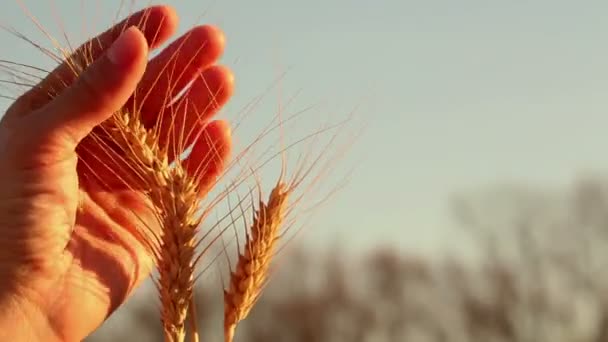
xmin=90 ymin=88 xmax=204 ymax=342
xmin=156 ymin=168 xmax=201 ymax=342
xmin=223 ymin=181 xmax=290 ymax=342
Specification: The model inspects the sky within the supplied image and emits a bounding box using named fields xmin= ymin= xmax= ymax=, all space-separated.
xmin=1 ymin=0 xmax=608 ymax=257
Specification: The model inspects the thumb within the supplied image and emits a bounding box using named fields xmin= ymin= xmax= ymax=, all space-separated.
xmin=30 ymin=26 xmax=148 ymax=151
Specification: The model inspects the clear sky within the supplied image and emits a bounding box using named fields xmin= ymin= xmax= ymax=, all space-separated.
xmin=1 ymin=0 xmax=608 ymax=256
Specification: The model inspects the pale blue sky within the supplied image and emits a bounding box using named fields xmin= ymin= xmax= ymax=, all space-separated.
xmin=2 ymin=0 xmax=608 ymax=256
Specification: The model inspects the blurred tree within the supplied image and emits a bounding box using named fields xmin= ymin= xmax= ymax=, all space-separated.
xmin=87 ymin=177 xmax=608 ymax=342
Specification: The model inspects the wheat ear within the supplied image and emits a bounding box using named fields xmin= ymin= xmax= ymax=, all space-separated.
xmin=90 ymin=88 xmax=206 ymax=342
xmin=223 ymin=180 xmax=290 ymax=342
xmin=96 ymin=67 xmax=221 ymax=342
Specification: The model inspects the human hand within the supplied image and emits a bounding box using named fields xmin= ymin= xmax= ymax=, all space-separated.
xmin=0 ymin=5 xmax=233 ymax=341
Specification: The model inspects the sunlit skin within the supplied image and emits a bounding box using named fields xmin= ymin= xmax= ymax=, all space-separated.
xmin=0 ymin=6 xmax=233 ymax=341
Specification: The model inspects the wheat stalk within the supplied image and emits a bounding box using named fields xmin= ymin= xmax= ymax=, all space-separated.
xmin=89 ymin=78 xmax=207 ymax=342
xmin=220 ymin=121 xmax=351 ymax=341
xmin=87 ymin=48 xmax=226 ymax=342
xmin=223 ymin=180 xmax=291 ymax=342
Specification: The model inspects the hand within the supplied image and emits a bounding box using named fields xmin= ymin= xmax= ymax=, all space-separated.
xmin=0 ymin=6 xmax=233 ymax=341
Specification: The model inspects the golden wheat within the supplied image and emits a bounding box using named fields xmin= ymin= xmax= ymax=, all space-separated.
xmin=88 ymin=81 xmax=205 ymax=342
xmin=2 ymin=3 xmax=355 ymax=342
xmin=101 ymin=103 xmax=216 ymax=342
xmin=223 ymin=180 xmax=291 ymax=342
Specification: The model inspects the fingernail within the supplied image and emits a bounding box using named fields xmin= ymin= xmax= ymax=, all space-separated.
xmin=107 ymin=26 xmax=142 ymax=67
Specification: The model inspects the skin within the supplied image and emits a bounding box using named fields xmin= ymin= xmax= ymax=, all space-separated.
xmin=0 ymin=5 xmax=233 ymax=341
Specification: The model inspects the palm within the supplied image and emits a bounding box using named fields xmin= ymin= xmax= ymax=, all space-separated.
xmin=0 ymin=145 xmax=158 ymax=340
xmin=58 ymin=181 xmax=159 ymax=339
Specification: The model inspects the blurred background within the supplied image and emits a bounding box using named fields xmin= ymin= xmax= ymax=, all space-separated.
xmin=2 ymin=0 xmax=608 ymax=341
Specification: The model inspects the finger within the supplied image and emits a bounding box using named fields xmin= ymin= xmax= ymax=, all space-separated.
xmin=159 ymin=65 xmax=234 ymax=162
xmin=20 ymin=27 xmax=148 ymax=166
xmin=42 ymin=5 xmax=176 ymax=93
xmin=130 ymin=25 xmax=225 ymax=128
xmin=76 ymin=24 xmax=225 ymax=181
xmin=7 ymin=5 xmax=177 ymax=117
xmin=78 ymin=66 xmax=233 ymax=191
xmin=183 ymin=120 xmax=231 ymax=196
